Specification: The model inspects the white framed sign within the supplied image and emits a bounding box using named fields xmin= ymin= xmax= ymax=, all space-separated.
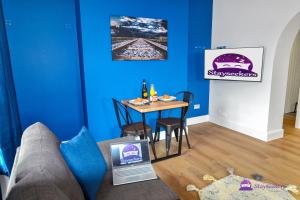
xmin=204 ymin=47 xmax=264 ymax=82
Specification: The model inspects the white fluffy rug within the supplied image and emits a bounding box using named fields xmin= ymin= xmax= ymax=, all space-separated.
xmin=187 ymin=169 xmax=298 ymax=200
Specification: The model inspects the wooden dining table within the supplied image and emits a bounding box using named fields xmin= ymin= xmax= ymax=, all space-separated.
xmin=122 ymin=100 xmax=189 ymax=162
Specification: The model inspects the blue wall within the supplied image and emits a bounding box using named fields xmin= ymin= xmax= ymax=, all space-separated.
xmin=1 ymin=0 xmax=212 ymax=142
xmin=78 ymin=0 xmax=212 ymax=141
xmin=187 ymin=0 xmax=212 ymax=117
xmin=78 ymin=0 xmax=189 ymax=141
xmin=2 ymin=0 xmax=84 ymax=140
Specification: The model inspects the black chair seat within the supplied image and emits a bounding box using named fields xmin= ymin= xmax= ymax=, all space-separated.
xmin=123 ymin=122 xmax=152 ymax=136
xmin=112 ymin=98 xmax=157 ymax=159
xmin=154 ymin=91 xmax=194 ymax=155
xmin=157 ymin=117 xmax=181 ymax=127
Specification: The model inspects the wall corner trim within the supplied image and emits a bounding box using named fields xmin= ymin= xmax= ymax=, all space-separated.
xmin=267 ymin=129 xmax=284 ymax=141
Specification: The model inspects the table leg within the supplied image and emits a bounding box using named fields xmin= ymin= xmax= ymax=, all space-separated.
xmin=178 ymin=107 xmax=186 ymax=155
xmin=125 ymin=105 xmax=129 ymax=125
xmin=154 ymin=110 xmax=162 ymax=142
xmin=142 ymin=113 xmax=157 ymax=159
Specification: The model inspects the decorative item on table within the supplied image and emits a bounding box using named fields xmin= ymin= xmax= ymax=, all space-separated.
xmin=128 ymin=98 xmax=149 ymax=106
xmin=141 ymin=79 xmax=148 ymax=99
xmin=153 ymin=92 xmax=159 ymax=102
xmin=149 ymin=84 xmax=158 ymax=102
xmin=158 ymin=94 xmax=176 ymax=102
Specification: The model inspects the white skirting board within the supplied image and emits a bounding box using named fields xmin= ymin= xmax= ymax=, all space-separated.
xmin=147 ymin=114 xmax=284 ymax=142
xmin=148 ymin=115 xmax=210 ymax=140
xmin=152 ymin=130 xmax=184 ymax=141
xmin=209 ymin=115 xmax=284 ymax=142
xmin=187 ymin=115 xmax=210 ymax=126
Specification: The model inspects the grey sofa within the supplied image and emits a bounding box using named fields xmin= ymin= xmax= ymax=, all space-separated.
xmin=4 ymin=122 xmax=179 ymax=200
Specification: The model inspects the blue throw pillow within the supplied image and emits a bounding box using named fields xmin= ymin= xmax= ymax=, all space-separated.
xmin=60 ymin=127 xmax=106 ymax=200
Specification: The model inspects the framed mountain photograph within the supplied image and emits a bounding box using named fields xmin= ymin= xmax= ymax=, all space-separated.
xmin=110 ymin=15 xmax=168 ymax=61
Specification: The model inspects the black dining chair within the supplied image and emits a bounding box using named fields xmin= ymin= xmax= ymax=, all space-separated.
xmin=112 ymin=98 xmax=152 ymax=139
xmin=154 ymin=91 xmax=194 ymax=155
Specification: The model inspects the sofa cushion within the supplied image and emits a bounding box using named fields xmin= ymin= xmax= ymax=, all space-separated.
xmin=97 ymin=171 xmax=179 ymax=200
xmin=96 ymin=136 xmax=179 ymax=200
xmin=7 ymin=122 xmax=85 ymax=200
xmin=60 ymin=127 xmax=106 ymax=200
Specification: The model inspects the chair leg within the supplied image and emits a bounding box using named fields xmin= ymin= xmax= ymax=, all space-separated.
xmin=154 ymin=124 xmax=160 ymax=142
xmin=178 ymin=126 xmax=183 ymax=155
xmin=165 ymin=128 xmax=172 ymax=156
xmin=147 ymin=131 xmax=157 ymax=160
xmin=157 ymin=125 xmax=161 ymax=142
xmin=174 ymin=128 xmax=179 ymax=142
xmin=184 ymin=127 xmax=191 ymax=149
xmin=157 ymin=131 xmax=160 ymax=141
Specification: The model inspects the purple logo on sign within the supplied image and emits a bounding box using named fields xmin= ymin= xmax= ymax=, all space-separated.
xmin=239 ymin=179 xmax=253 ymax=191
xmin=121 ymin=144 xmax=142 ymax=164
xmin=208 ymin=53 xmax=258 ymax=78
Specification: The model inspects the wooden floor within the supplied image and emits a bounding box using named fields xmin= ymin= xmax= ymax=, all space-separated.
xmin=153 ymin=114 xmax=300 ymax=200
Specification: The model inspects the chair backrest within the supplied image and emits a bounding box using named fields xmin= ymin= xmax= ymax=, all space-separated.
xmin=175 ymin=91 xmax=194 ymax=120
xmin=112 ymin=98 xmax=133 ymax=129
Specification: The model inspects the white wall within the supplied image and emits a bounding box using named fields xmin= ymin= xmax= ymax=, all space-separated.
xmin=296 ymin=90 xmax=300 ymax=129
xmin=268 ymin=12 xmax=300 ymax=133
xmin=285 ymin=31 xmax=300 ymax=113
xmin=211 ymin=0 xmax=300 ymax=141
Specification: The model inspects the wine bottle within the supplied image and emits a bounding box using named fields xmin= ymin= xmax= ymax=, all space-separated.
xmin=142 ymin=79 xmax=148 ymax=99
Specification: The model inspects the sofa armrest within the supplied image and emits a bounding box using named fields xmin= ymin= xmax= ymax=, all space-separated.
xmin=0 ymin=175 xmax=9 ymax=200
xmin=5 ymin=147 xmax=20 ymax=199
xmin=97 ymin=136 xmax=135 ymax=170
